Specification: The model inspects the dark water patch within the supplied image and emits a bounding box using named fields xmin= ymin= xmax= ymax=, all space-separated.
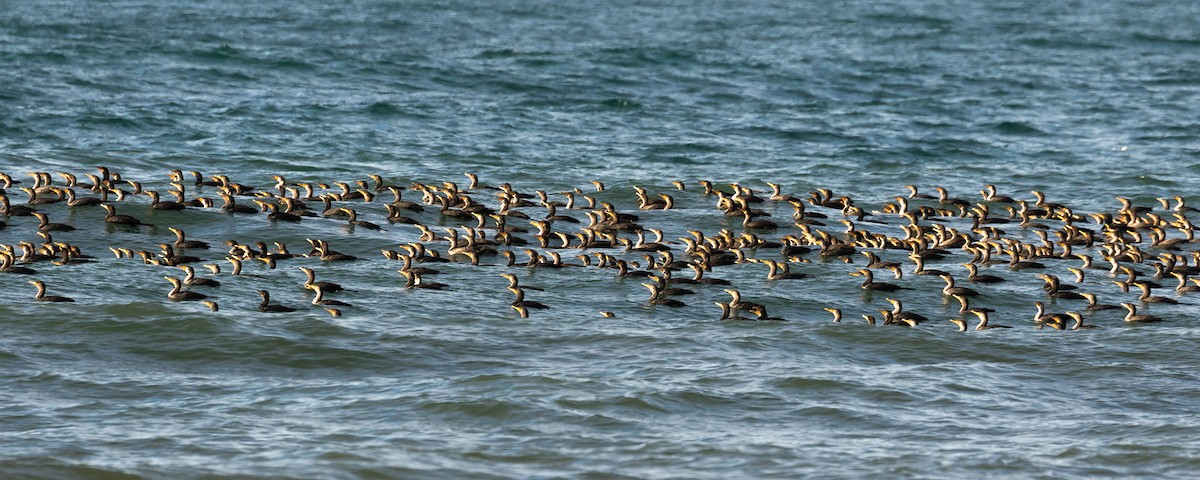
xmin=1145 ymin=66 xmax=1200 ymax=86
xmin=213 ymin=105 xmax=254 ymax=116
xmin=1083 ymin=446 xmax=1200 ymax=477
xmin=0 ymin=346 xmax=20 ymax=361
xmin=194 ymin=44 xmax=241 ymax=61
xmin=72 ymin=315 xmax=225 ymax=338
xmin=474 ymin=48 xmax=558 ymax=61
xmin=315 ymin=450 xmax=375 ymax=463
xmin=455 ymin=373 xmax=559 ymax=390
xmin=513 ymin=57 xmax=564 ymax=69
xmin=495 ymin=80 xmax=565 ymax=96
xmin=862 ymin=12 xmax=953 ymax=29
xmin=642 ymin=141 xmax=726 ymax=156
xmin=0 ymin=460 xmax=146 ymax=480
xmin=182 ymin=44 xmax=316 ymax=72
xmin=365 ymin=101 xmax=403 ymax=116
xmin=475 ymin=48 xmax=522 ymax=59
xmin=635 ymin=155 xmax=703 ymax=169
xmin=193 ymin=67 xmax=256 ymax=82
xmin=896 ymin=146 xmax=950 ymax=160
xmin=1017 ymin=35 xmax=1115 ymax=50
xmin=121 ymin=334 xmax=394 ymax=370
xmin=592 ymin=46 xmax=700 ymax=68
xmin=269 ymin=57 xmax=317 ymax=71
xmin=1123 ymin=174 xmax=1181 ymax=187
xmin=417 ymin=397 xmax=540 ymax=421
xmin=991 ymin=121 xmax=1050 ymax=136
xmin=1130 ymin=32 xmax=1200 ymax=48
xmin=0 ymin=87 xmax=28 ymax=102
xmin=61 ymin=75 xmax=133 ymax=95
xmin=599 ymin=98 xmax=639 ymax=109
xmin=938 ymin=380 xmax=992 ymax=396
xmin=646 ymin=388 xmax=747 ymax=412
xmin=732 ymin=125 xmax=864 ymax=145
xmin=18 ymin=51 xmax=70 ymax=63
xmin=78 ymin=115 xmax=142 ymax=130
xmin=353 ymin=465 xmax=507 ymax=480
xmin=790 ymin=405 xmax=881 ymax=426
xmin=460 ymin=447 xmax=575 ymax=468
xmin=770 ymin=376 xmax=855 ymax=391
xmin=692 ymin=90 xmax=748 ymax=106
xmin=283 ymin=318 xmax=380 ymax=340
xmin=1132 ymin=132 xmax=1198 ymax=143
xmin=557 ymin=394 xmax=670 ymax=415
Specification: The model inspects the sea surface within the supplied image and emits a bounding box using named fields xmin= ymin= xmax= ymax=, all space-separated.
xmin=3 ymin=0 xmax=1200 ymax=478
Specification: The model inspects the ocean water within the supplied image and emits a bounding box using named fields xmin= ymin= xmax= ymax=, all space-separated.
xmin=2 ymin=0 xmax=1200 ymax=478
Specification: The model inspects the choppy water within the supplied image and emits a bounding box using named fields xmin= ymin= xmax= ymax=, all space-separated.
xmin=3 ymin=0 xmax=1200 ymax=478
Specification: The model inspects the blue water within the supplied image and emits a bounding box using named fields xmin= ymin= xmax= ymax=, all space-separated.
xmin=2 ymin=1 xmax=1200 ymax=478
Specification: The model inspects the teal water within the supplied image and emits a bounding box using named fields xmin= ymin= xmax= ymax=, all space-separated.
xmin=3 ymin=1 xmax=1200 ymax=478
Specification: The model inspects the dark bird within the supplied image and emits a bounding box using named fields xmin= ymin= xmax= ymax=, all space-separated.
xmin=102 ymin=204 xmax=152 ymax=227
xmin=31 ymin=212 xmax=74 ymax=232
xmin=307 ymin=284 xmax=353 ymax=307
xmin=300 ymin=266 xmax=345 ymax=293
xmin=509 ymin=287 xmax=549 ymax=310
xmin=851 ymin=269 xmax=906 ymax=292
xmin=258 ymin=290 xmax=296 ymax=313
xmin=165 ymin=276 xmax=208 ymax=301
xmin=29 ymin=280 xmax=74 ymax=302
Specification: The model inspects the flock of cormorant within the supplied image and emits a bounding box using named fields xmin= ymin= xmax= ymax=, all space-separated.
xmin=0 ymin=167 xmax=1194 ymax=331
